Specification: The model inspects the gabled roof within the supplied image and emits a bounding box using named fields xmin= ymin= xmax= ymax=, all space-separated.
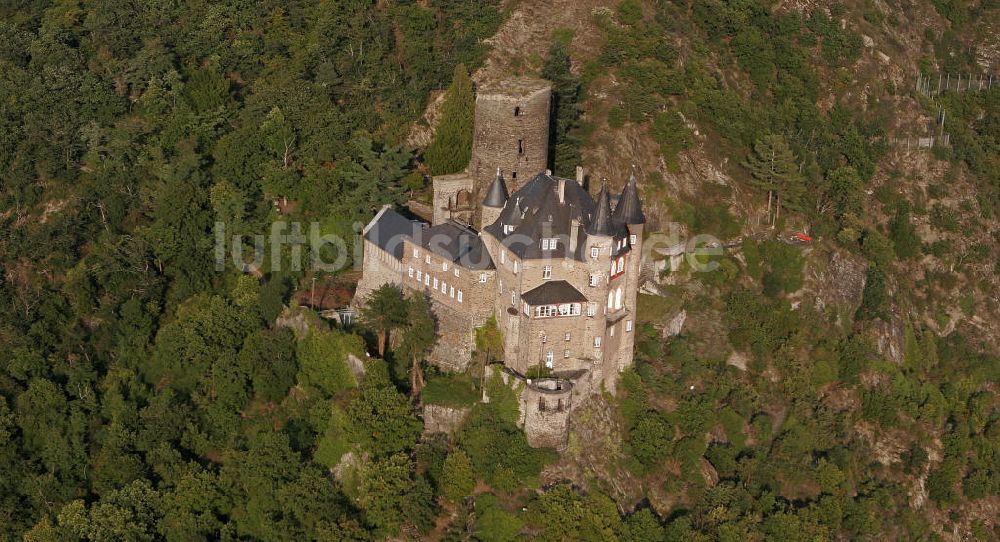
xmin=521 ymin=280 xmax=587 ymax=306
xmin=612 ymin=171 xmax=645 ymax=225
xmin=363 ymin=206 xmax=424 ymax=260
xmin=414 ymin=221 xmax=494 ymax=270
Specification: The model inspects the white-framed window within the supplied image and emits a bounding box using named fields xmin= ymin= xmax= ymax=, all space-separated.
xmin=542 ymin=238 xmax=558 ymax=250
xmin=441 ymin=281 xmax=447 ymax=294
xmin=563 ymin=349 xmax=570 ymax=358
xmin=523 ymin=301 xmax=530 ymax=315
xmin=449 ymin=286 xmax=454 ymax=298
xmin=594 ymin=337 xmax=602 ymax=348
xmin=443 ymin=262 xmax=449 ymax=272
xmin=589 ymin=274 xmax=599 ymax=287
xmin=479 ymin=273 xmax=487 ymax=283
xmin=412 ymin=248 xmax=419 ymax=258
xmin=610 ymin=260 xmax=616 ymax=274
xmin=454 ymin=269 xmax=460 ymax=277
xmin=533 ymin=303 xmax=581 ymax=318
xmin=545 ymin=351 xmax=554 ymax=368
xmin=615 ymin=287 xmax=623 ymax=310
xmin=630 ymin=234 xmax=637 ymax=245
xmin=513 ymin=260 xmax=519 ymax=273
xmin=590 ymin=247 xmax=599 ymax=258
xmin=433 ymin=278 xmax=438 ymax=289
xmin=417 ymin=270 xmax=423 ymax=281
xmin=504 ymin=224 xmax=514 ymax=235
xmin=408 ymin=266 xmax=414 ymax=278
xmin=607 ymin=291 xmax=613 ymax=307
xmin=617 ymin=258 xmax=624 ymax=274
xmin=542 ymin=266 xmax=552 ymax=279
xmin=626 ymin=320 xmax=633 ymax=332
xmin=564 ymin=332 xmax=571 ymax=341
xmin=500 ymin=251 xmax=506 ymax=264
xmin=425 ymin=255 xmax=431 ymax=264
xmin=511 ymin=292 xmax=516 ymax=305
xmin=587 ymin=303 xmax=596 ymax=317
xmin=424 ymin=274 xmax=430 ymax=286
xmin=541 ymin=333 xmax=547 ymax=343
xmin=610 ymin=325 xmax=615 ymax=337
xmin=541 ymin=239 xmax=549 ymax=250
xmin=457 ymin=291 xmax=463 ymax=303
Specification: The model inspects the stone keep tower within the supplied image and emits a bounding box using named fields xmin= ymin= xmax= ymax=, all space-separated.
xmin=469 ymin=77 xmax=552 ymax=195
xmin=432 ymin=77 xmax=552 ymax=228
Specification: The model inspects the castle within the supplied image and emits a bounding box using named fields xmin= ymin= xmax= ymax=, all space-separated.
xmin=354 ymin=77 xmax=645 ymax=448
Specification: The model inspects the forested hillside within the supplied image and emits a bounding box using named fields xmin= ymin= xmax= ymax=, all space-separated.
xmin=2 ymin=0 xmax=1000 ymax=540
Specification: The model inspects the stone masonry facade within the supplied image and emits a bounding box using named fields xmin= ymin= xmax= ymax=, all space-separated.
xmin=356 ymin=76 xmax=645 ymax=449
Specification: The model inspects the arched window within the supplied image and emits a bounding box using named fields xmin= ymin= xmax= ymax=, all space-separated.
xmin=615 ymin=287 xmax=622 ymax=310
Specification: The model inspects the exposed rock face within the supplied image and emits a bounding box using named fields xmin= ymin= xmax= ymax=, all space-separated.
xmin=346 ymin=353 xmax=367 ymax=382
xmin=422 ymin=404 xmax=471 ymax=435
xmin=798 ymin=248 xmax=868 ymax=321
xmin=663 ymin=309 xmax=686 ymax=338
xmin=870 ymin=312 xmax=907 ymax=364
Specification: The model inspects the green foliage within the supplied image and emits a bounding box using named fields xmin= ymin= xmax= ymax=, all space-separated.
xmin=421 ymin=372 xmax=480 ymax=407
xmin=650 ymin=110 xmax=693 ymax=171
xmin=424 ymin=64 xmax=474 ymax=175
xmin=457 ymin=396 xmax=555 ymax=490
xmin=441 ymin=450 xmax=476 ymax=503
xmin=347 ymin=368 xmax=422 ymax=458
xmin=542 ymin=39 xmax=583 ymax=177
xmin=296 ymin=327 xmax=361 ymax=397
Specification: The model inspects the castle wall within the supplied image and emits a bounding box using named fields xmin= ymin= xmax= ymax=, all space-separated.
xmin=469 ymin=79 xmax=551 ymax=211
xmin=431 ymin=173 xmax=474 ymax=226
xmin=353 ymin=241 xmax=404 ymax=308
xmin=399 ymin=238 xmax=496 ymax=371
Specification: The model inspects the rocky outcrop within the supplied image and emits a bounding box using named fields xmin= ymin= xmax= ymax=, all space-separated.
xmin=422 ymin=404 xmax=471 ymax=435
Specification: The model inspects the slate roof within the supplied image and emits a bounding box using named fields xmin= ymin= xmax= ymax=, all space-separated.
xmin=612 ymin=172 xmax=645 ymax=225
xmin=521 ymin=280 xmax=588 ymax=306
xmin=363 ymin=206 xmax=424 ymax=260
xmin=483 ymin=172 xmax=631 ymax=261
xmin=482 ymin=168 xmax=509 ymax=208
xmin=587 ymin=183 xmax=614 ymax=236
xmin=414 ymin=221 xmax=495 ymax=270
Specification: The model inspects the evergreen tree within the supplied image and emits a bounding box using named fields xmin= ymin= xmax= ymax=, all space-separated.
xmin=744 ymin=134 xmax=801 ymax=226
xmin=398 ymin=293 xmax=437 ymax=397
xmin=542 ymin=39 xmax=582 ymax=177
xmin=424 ymin=64 xmax=474 ymax=175
xmin=440 ymin=450 xmax=476 ymax=503
xmin=359 ymin=284 xmax=408 ymax=357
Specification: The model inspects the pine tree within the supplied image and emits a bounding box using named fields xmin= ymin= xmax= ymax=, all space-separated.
xmin=359 ymin=284 xmax=408 ymax=357
xmin=744 ymin=134 xmax=801 ymax=226
xmin=424 ymin=64 xmax=474 ymax=175
xmin=542 ymin=39 xmax=582 ymax=177
xmin=398 ymin=293 xmax=436 ymax=397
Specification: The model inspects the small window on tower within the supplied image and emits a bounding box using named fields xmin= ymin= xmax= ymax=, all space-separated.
xmin=514 ymin=106 xmax=520 ymax=116
xmin=518 ymin=139 xmax=523 ymax=155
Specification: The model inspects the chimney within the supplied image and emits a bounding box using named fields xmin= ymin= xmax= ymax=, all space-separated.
xmin=575 ymin=166 xmax=584 ymax=184
xmin=569 ymin=219 xmax=579 ymax=251
xmin=558 ymin=178 xmax=565 ymax=203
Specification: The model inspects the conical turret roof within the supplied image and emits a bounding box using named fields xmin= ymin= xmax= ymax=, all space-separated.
xmin=587 ymin=181 xmax=613 ymax=236
xmin=612 ymin=171 xmax=645 ymax=225
xmin=482 ymin=168 xmax=509 ymax=208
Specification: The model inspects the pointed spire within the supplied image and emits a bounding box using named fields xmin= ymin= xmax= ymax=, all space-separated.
xmin=587 ymin=181 xmax=613 ymax=236
xmin=613 ymin=169 xmax=645 ymax=225
xmin=482 ymin=167 xmax=509 ymax=208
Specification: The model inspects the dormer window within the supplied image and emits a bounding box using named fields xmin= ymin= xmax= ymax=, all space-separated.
xmin=479 ymin=273 xmax=487 ymax=283
xmin=443 ymin=262 xmax=449 ymax=272
xmin=541 ymin=238 xmax=558 ymax=250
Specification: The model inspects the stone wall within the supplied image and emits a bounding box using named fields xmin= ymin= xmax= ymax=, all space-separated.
xmin=422 ymin=404 xmax=471 ymax=435
xmin=353 ymin=240 xmax=403 ymax=309
xmin=469 ymin=78 xmax=551 ymax=197
xmin=431 ymin=172 xmax=474 ymax=226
